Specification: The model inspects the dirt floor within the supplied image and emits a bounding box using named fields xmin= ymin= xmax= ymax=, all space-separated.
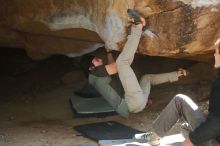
xmin=0 ymin=48 xmax=214 ymax=146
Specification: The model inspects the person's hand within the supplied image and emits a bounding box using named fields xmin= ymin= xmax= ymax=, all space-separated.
xmin=140 ymin=17 xmax=146 ymax=27
xmin=214 ymin=39 xmax=220 ymax=68
xmin=177 ymin=68 xmax=188 ymax=78
xmin=182 ymin=137 xmax=194 ymax=146
xmin=146 ymin=98 xmax=153 ymax=108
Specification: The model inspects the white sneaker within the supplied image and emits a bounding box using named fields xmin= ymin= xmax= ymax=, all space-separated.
xmin=133 ymin=132 xmax=160 ymax=145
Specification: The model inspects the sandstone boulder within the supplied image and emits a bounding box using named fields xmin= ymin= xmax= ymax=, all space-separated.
xmin=0 ymin=0 xmax=219 ymax=61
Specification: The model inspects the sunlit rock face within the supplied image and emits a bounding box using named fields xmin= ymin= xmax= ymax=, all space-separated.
xmin=135 ymin=0 xmax=220 ymax=61
xmin=0 ymin=0 xmax=219 ymax=61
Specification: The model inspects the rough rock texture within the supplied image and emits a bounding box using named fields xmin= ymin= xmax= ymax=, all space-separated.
xmin=0 ymin=0 xmax=219 ymax=61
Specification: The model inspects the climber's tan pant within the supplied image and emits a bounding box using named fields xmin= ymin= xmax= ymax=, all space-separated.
xmin=116 ymin=25 xmax=179 ymax=113
xmin=139 ymin=71 xmax=179 ymax=108
xmin=116 ymin=25 xmax=143 ymax=113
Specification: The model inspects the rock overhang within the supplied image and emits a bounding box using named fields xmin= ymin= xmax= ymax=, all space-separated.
xmin=0 ymin=0 xmax=219 ymax=62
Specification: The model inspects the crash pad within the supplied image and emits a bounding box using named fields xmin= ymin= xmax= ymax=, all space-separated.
xmin=74 ymin=121 xmax=144 ymax=141
xmin=69 ymin=96 xmax=116 ymax=117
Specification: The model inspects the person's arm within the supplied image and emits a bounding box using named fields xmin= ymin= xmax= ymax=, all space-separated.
xmin=188 ymin=114 xmax=220 ymax=145
xmin=106 ymin=48 xmax=115 ymax=64
xmin=105 ymin=48 xmax=118 ymax=75
xmin=105 ymin=63 xmax=118 ymax=75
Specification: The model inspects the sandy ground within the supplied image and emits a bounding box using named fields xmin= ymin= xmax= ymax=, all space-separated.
xmin=0 ymin=82 xmax=181 ymax=146
xmin=0 ymin=48 xmax=212 ymax=146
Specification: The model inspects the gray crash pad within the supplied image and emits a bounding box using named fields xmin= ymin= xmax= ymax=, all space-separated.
xmin=69 ymin=96 xmax=116 ymax=117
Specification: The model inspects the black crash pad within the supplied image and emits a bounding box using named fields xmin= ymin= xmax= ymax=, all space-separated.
xmin=74 ymin=121 xmax=144 ymax=141
xmin=69 ymin=96 xmax=116 ymax=118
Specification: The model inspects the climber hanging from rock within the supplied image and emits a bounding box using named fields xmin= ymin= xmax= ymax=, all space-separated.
xmin=80 ymin=9 xmax=188 ymax=118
